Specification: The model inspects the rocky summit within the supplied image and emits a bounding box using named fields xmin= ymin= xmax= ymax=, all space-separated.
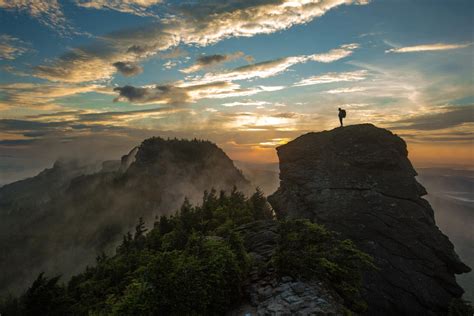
xmin=268 ymin=124 xmax=471 ymax=315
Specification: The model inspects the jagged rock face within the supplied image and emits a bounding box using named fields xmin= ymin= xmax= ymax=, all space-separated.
xmin=0 ymin=138 xmax=250 ymax=296
xmin=268 ymin=124 xmax=471 ymax=315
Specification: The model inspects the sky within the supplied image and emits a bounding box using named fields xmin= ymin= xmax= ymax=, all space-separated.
xmin=0 ymin=0 xmax=473 ymax=184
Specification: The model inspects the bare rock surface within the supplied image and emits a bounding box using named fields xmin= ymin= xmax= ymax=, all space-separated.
xmin=268 ymin=124 xmax=471 ymax=315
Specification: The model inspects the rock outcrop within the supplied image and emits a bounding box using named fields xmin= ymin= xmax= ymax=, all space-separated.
xmin=229 ymin=221 xmax=345 ymax=315
xmin=268 ymin=124 xmax=471 ymax=315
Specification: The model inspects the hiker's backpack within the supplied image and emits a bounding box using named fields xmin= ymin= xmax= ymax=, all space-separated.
xmin=340 ymin=109 xmax=346 ymax=118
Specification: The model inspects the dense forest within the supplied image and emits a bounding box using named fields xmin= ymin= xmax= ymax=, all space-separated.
xmin=0 ymin=188 xmax=377 ymax=315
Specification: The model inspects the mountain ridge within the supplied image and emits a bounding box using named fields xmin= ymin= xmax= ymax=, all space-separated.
xmin=0 ymin=137 xmax=250 ymax=296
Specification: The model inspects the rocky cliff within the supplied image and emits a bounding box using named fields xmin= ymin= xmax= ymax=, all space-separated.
xmin=0 ymin=137 xmax=250 ymax=295
xmin=268 ymin=124 xmax=471 ymax=315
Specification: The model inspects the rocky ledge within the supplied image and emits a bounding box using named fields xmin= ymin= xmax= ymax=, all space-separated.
xmin=268 ymin=124 xmax=470 ymax=315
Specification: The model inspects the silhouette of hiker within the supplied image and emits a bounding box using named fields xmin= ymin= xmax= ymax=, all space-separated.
xmin=338 ymin=108 xmax=346 ymax=127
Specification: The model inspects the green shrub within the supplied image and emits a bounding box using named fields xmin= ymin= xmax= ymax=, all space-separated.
xmin=273 ymin=219 xmax=375 ymax=313
xmin=0 ymin=189 xmax=268 ymax=316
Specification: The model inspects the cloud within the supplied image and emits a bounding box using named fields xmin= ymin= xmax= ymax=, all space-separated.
xmin=325 ymin=87 xmax=367 ymax=94
xmin=389 ymin=105 xmax=474 ymax=130
xmin=0 ymin=34 xmax=29 ymax=60
xmin=398 ymin=131 xmax=473 ymax=143
xmin=0 ymin=82 xmax=112 ymax=108
xmin=386 ymin=43 xmax=471 ymax=53
xmin=188 ymin=56 xmax=307 ymax=84
xmin=1 ymin=65 xmax=30 ymax=77
xmin=76 ymin=106 xmax=183 ymax=124
xmin=0 ymin=118 xmax=68 ymax=132
xmin=1 ymin=107 xmax=184 ymax=141
xmin=218 ymin=110 xmax=305 ymax=132
xmin=163 ymin=60 xmax=178 ymax=70
xmin=33 ymin=45 xmax=126 ymax=82
xmin=186 ymin=43 xmax=359 ymax=84
xmin=113 ymin=84 xmax=189 ymax=105
xmin=31 ymin=0 xmax=367 ymax=83
xmin=222 ymin=100 xmax=271 ymax=107
xmin=175 ymin=0 xmax=367 ymax=46
xmin=113 ymin=61 xmax=143 ymax=77
xmin=295 ymin=70 xmax=368 ymax=86
xmin=181 ymin=52 xmax=248 ymax=73
xmin=75 ymin=0 xmax=162 ymax=16
xmin=310 ymin=43 xmax=359 ymax=62
xmin=113 ymin=81 xmax=284 ymax=105
xmin=0 ymin=0 xmax=72 ymax=35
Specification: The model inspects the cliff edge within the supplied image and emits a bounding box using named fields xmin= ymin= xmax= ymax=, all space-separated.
xmin=268 ymin=124 xmax=470 ymax=315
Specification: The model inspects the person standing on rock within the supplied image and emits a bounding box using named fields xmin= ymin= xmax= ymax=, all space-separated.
xmin=338 ymin=108 xmax=346 ymax=127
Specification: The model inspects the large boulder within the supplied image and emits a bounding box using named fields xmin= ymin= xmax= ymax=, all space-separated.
xmin=268 ymin=124 xmax=470 ymax=315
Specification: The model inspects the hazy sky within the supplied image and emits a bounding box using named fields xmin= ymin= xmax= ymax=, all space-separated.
xmin=0 ymin=0 xmax=473 ymax=184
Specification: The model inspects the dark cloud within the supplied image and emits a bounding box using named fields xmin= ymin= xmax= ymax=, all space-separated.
xmin=113 ymin=81 xmax=262 ymax=105
xmin=0 ymin=119 xmax=68 ymax=130
xmin=126 ymin=44 xmax=156 ymax=56
xmin=390 ymin=105 xmax=474 ymax=130
xmin=33 ymin=44 xmax=120 ymax=82
xmin=0 ymin=139 xmax=37 ymax=146
xmin=112 ymin=61 xmax=143 ymax=77
xmin=114 ymin=85 xmax=189 ymax=104
xmin=397 ymin=131 xmax=473 ymax=143
xmin=0 ymin=107 xmax=181 ymax=142
xmin=197 ymin=54 xmax=229 ymax=65
xmin=26 ymin=110 xmax=85 ymax=119
xmin=181 ymin=52 xmax=246 ymax=73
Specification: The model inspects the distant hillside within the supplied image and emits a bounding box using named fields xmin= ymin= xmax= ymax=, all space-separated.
xmin=0 ymin=137 xmax=250 ymax=295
